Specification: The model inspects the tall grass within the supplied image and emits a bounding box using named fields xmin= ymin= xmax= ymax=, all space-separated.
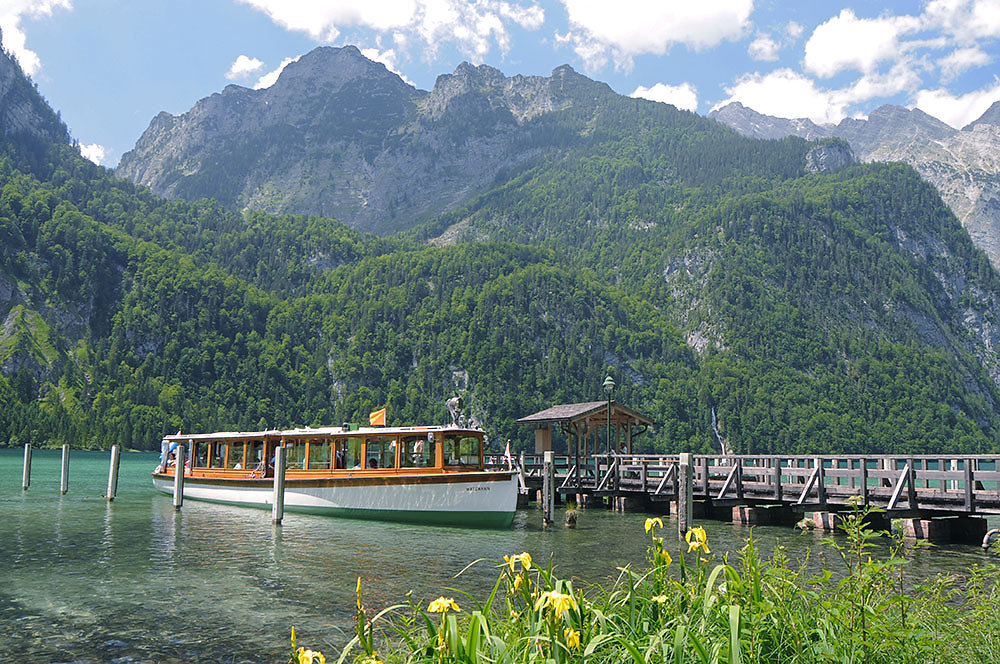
xmin=304 ymin=506 xmax=1000 ymax=664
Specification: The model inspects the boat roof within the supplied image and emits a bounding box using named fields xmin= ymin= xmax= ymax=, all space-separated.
xmin=162 ymin=424 xmax=483 ymax=443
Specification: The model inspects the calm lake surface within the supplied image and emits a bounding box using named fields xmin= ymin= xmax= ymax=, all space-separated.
xmin=1 ymin=448 xmax=996 ymax=663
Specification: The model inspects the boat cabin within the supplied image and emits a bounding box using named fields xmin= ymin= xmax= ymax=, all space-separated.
xmin=160 ymin=426 xmax=485 ymax=479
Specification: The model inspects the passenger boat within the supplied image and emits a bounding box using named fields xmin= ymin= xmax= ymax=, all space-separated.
xmin=152 ymin=425 xmax=518 ymax=527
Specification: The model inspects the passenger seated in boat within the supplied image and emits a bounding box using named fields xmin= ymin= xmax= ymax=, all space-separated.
xmin=368 ymin=458 xmax=379 ymax=469
xmin=335 ymin=449 xmax=345 ymax=469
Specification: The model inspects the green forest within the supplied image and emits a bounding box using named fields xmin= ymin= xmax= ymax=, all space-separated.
xmin=1 ymin=48 xmax=999 ymax=456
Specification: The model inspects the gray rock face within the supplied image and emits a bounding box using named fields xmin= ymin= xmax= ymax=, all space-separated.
xmin=118 ymin=46 xmax=593 ymax=235
xmin=804 ymin=141 xmax=856 ymax=173
xmin=711 ymin=102 xmax=1000 ymax=272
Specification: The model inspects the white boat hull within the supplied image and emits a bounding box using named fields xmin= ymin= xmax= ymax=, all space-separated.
xmin=152 ymin=471 xmax=519 ymax=527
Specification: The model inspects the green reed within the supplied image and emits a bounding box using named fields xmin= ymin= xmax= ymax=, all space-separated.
xmin=308 ymin=506 xmax=999 ymax=664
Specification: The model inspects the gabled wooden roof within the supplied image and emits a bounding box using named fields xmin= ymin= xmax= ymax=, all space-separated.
xmin=517 ymin=401 xmax=653 ymax=426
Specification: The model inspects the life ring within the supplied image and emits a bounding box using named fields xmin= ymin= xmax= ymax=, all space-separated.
xmin=983 ymin=528 xmax=1000 ymax=550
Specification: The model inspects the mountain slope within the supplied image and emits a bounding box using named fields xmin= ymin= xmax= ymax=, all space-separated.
xmin=710 ymin=102 xmax=1000 ymax=271
xmin=3 ymin=43 xmax=1000 ymax=455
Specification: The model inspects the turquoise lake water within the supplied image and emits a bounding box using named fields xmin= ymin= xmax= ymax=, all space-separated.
xmin=0 ymin=448 xmax=996 ymax=663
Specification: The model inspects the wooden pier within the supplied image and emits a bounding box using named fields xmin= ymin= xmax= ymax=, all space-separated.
xmin=487 ymin=453 xmax=1000 ymax=543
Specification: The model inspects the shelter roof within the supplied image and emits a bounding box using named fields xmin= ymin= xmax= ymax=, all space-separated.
xmin=516 ymin=401 xmax=653 ymax=426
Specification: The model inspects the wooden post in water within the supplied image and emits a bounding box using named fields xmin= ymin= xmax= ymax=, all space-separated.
xmin=272 ymin=445 xmax=286 ymax=524
xmin=106 ymin=444 xmax=121 ymax=501
xmin=173 ymin=444 xmax=185 ymax=510
xmin=542 ymin=451 xmax=554 ymax=526
xmin=60 ymin=444 xmax=70 ymax=495
xmin=21 ymin=443 xmax=32 ymax=491
xmin=678 ymin=453 xmax=693 ymax=538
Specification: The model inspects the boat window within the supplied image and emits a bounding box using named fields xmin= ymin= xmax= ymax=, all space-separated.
xmin=308 ymin=440 xmax=332 ymax=470
xmin=366 ymin=436 xmax=396 ymax=470
xmin=228 ymin=442 xmax=245 ymax=469
xmin=194 ymin=443 xmax=210 ymax=468
xmin=248 ymin=441 xmax=266 ymax=472
xmin=285 ymin=442 xmax=306 ymax=469
xmin=212 ymin=443 xmax=225 ymax=468
xmin=400 ymin=434 xmax=435 ymax=468
xmin=443 ymin=434 xmax=480 ymax=466
xmin=335 ymin=438 xmax=363 ymax=469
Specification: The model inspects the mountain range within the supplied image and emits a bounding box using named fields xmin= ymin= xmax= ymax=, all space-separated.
xmin=709 ymin=101 xmax=1000 ymax=271
xmin=2 ymin=44 xmax=1000 ymax=455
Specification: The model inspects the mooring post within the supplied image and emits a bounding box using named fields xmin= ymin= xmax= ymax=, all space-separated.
xmin=106 ymin=444 xmax=121 ymax=501
xmin=678 ymin=453 xmax=693 ymax=538
xmin=272 ymin=445 xmax=286 ymax=524
xmin=173 ymin=444 xmax=185 ymax=510
xmin=542 ymin=450 xmax=554 ymax=526
xmin=21 ymin=443 xmax=32 ymax=491
xmin=60 ymin=444 xmax=70 ymax=495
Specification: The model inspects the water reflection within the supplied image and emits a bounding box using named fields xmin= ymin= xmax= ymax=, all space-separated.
xmin=0 ymin=449 xmax=997 ymax=663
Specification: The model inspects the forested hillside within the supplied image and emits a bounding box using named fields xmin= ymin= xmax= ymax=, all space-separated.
xmin=2 ymin=43 xmax=1000 ymax=455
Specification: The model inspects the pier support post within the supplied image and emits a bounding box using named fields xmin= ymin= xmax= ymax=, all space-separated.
xmin=21 ymin=443 xmax=32 ymax=491
xmin=60 ymin=444 xmax=70 ymax=495
xmin=106 ymin=444 xmax=121 ymax=501
xmin=173 ymin=444 xmax=185 ymax=510
xmin=272 ymin=445 xmax=286 ymax=524
xmin=542 ymin=451 xmax=554 ymax=526
xmin=678 ymin=453 xmax=693 ymax=538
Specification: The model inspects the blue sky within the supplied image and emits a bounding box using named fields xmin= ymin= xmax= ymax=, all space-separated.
xmin=3 ymin=1 xmax=999 ymax=166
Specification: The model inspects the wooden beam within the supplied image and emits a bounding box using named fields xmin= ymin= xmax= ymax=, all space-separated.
xmin=887 ymin=463 xmax=910 ymax=511
xmin=796 ymin=465 xmax=819 ymax=505
xmin=717 ymin=461 xmax=739 ymax=500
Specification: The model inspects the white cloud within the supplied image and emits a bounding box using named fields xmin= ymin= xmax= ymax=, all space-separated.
xmin=939 ymin=45 xmax=991 ymax=80
xmin=559 ymin=0 xmax=752 ymax=65
xmin=716 ymin=69 xmax=847 ymax=124
xmin=925 ymin=0 xmax=1000 ymax=43
xmin=0 ymin=0 xmax=72 ymax=76
xmin=226 ymin=54 xmax=265 ymax=80
xmin=630 ymin=82 xmax=698 ymax=111
xmin=716 ymin=60 xmax=927 ymax=126
xmin=78 ymin=142 xmax=105 ymax=165
xmin=786 ymin=20 xmax=804 ymax=40
xmin=238 ymin=0 xmax=545 ymax=61
xmin=253 ymin=56 xmax=300 ymax=89
xmin=915 ymin=80 xmax=1000 ymax=128
xmin=804 ymin=9 xmax=920 ymax=78
xmin=748 ymin=34 xmax=779 ymax=61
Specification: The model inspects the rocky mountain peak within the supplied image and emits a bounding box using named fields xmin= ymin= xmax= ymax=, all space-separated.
xmin=964 ymin=100 xmax=1000 ymax=130
xmin=267 ymin=45 xmax=405 ymax=96
xmin=708 ymin=102 xmax=830 ymax=141
xmin=423 ymin=60 xmax=563 ymax=122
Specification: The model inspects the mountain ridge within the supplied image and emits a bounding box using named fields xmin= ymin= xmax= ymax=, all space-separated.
xmin=710 ymin=101 xmax=1000 ymax=271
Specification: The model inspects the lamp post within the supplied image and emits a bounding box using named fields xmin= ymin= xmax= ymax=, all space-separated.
xmin=603 ymin=374 xmax=615 ymax=454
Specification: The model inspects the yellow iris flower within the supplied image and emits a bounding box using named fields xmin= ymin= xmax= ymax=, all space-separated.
xmin=651 ymin=594 xmax=669 ymax=604
xmin=295 ymin=648 xmax=327 ymax=664
xmin=504 ymin=552 xmax=533 ymax=573
xmin=534 ymin=590 xmax=577 ymax=616
xmin=564 ymin=628 xmax=581 ymax=649
xmin=685 ymin=526 xmax=711 ymax=554
xmin=644 ymin=517 xmax=663 ymax=534
xmin=360 ymin=654 xmax=383 ymax=664
xmin=356 ymin=577 xmax=363 ymax=610
xmin=658 ymin=548 xmax=673 ymax=567
xmin=428 ymin=596 xmax=461 ymax=613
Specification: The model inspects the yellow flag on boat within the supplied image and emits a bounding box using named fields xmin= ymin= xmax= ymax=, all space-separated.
xmin=369 ymin=407 xmax=386 ymax=426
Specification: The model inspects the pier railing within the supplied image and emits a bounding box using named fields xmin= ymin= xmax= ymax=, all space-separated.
xmin=485 ymin=453 xmax=1000 ymax=515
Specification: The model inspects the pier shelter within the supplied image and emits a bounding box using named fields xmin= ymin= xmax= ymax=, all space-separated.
xmin=517 ymin=401 xmax=653 ymax=456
